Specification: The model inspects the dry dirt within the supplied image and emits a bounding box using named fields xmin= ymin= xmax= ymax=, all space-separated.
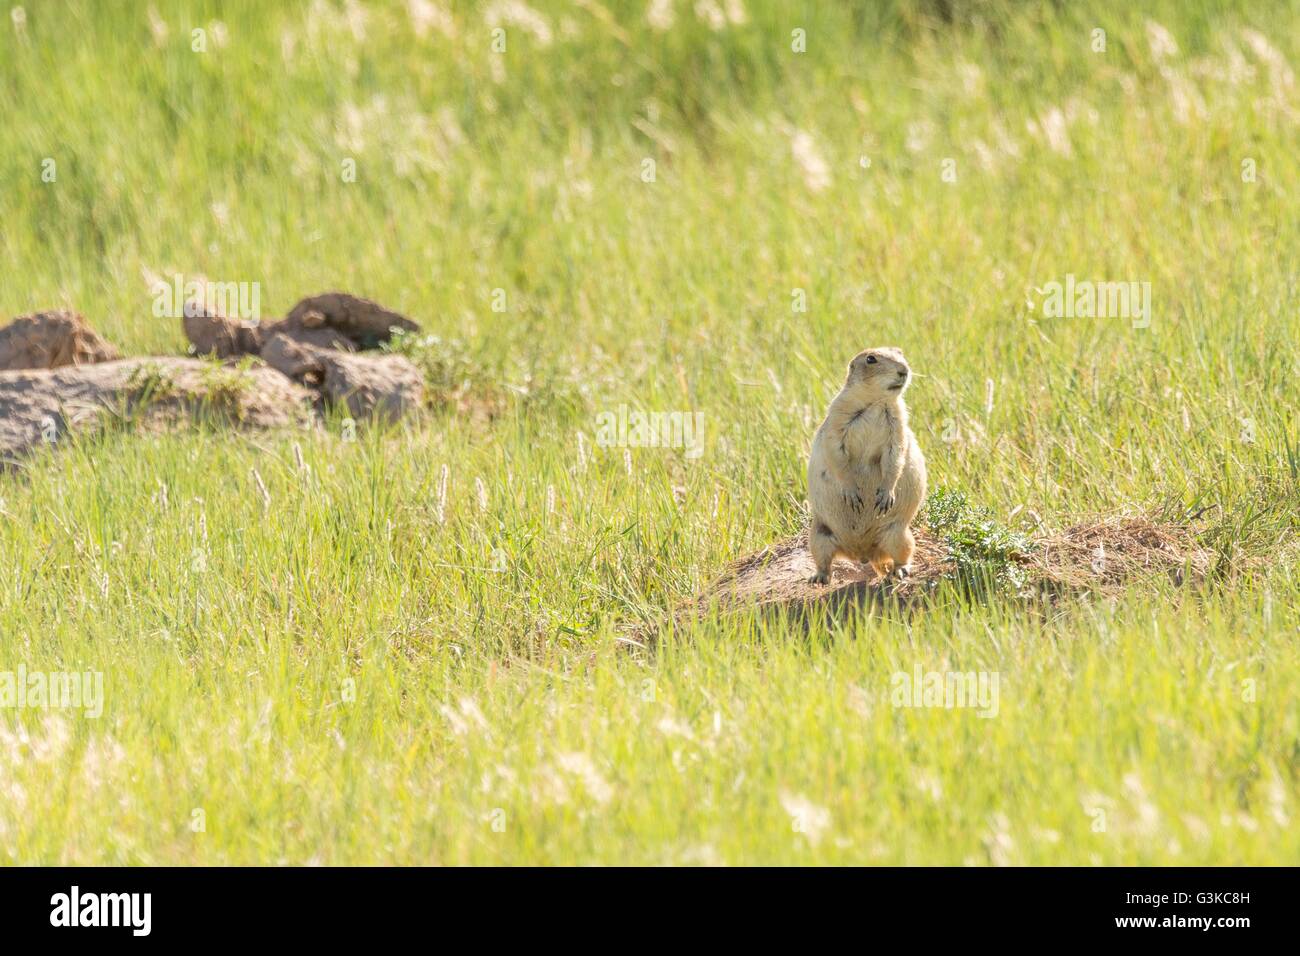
xmin=643 ymin=515 xmax=1220 ymax=638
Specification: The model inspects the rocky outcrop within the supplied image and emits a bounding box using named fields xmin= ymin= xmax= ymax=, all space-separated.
xmin=0 ymin=358 xmax=314 ymax=464
xmin=179 ymin=292 xmax=426 ymax=421
xmin=181 ymin=292 xmax=418 ymax=358
xmin=261 ymin=334 xmax=424 ymax=422
xmin=279 ymin=292 xmax=419 ymax=349
xmin=0 ymin=311 xmax=120 ymax=371
xmin=182 ymin=306 xmax=264 ymax=359
xmin=0 ymin=291 xmax=427 ymax=465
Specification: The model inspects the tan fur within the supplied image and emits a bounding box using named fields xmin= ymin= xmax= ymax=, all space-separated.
xmin=807 ymin=347 xmax=927 ymax=584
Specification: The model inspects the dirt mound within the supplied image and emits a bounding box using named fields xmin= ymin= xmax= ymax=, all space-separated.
xmin=1034 ymin=515 xmax=1216 ymax=590
xmin=0 ymin=311 xmax=120 ymax=370
xmin=0 ymin=357 xmax=314 ymax=465
xmin=679 ymin=515 xmax=1217 ymax=629
xmin=706 ymin=529 xmax=951 ymax=609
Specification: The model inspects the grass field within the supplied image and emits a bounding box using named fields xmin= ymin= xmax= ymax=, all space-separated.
xmin=1 ymin=0 xmax=1298 ymax=864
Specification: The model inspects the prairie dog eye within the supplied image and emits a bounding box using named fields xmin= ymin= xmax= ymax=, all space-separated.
xmin=865 ymin=355 xmax=877 ymax=364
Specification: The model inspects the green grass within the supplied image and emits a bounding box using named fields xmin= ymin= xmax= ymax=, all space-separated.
xmin=0 ymin=0 xmax=1297 ymax=864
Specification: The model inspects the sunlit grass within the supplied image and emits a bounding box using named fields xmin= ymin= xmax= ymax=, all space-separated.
xmin=0 ymin=0 xmax=1297 ymax=863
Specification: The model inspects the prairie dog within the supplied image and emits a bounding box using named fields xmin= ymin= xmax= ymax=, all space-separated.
xmin=807 ymin=347 xmax=927 ymax=585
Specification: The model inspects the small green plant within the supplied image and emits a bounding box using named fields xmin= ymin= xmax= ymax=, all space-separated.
xmin=197 ymin=358 xmax=256 ymax=422
xmin=923 ymin=488 xmax=1034 ymax=598
xmin=125 ymin=362 xmax=178 ymax=408
xmin=386 ymin=329 xmax=484 ymax=397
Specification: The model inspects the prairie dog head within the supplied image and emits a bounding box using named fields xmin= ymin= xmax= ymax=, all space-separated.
xmin=842 ymin=347 xmax=911 ymax=402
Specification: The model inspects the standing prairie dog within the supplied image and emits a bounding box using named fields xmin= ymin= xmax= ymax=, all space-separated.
xmin=807 ymin=347 xmax=927 ymax=585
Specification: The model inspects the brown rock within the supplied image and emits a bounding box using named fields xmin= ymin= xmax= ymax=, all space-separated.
xmin=260 ymin=333 xmax=321 ymax=380
xmin=0 ymin=357 xmax=314 ymax=464
xmin=261 ymin=333 xmax=424 ymax=422
xmin=182 ymin=292 xmax=412 ymax=360
xmin=321 ymin=351 xmax=424 ymax=422
xmin=275 ymin=292 xmax=419 ymax=349
xmin=182 ymin=304 xmax=264 ymax=358
xmin=269 ymin=322 xmax=354 ymax=353
xmin=0 ymin=311 xmax=120 ymax=371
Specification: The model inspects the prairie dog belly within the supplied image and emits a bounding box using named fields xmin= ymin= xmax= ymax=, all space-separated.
xmin=809 ymin=420 xmax=924 ymax=545
xmin=840 ymin=410 xmax=890 ymax=464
